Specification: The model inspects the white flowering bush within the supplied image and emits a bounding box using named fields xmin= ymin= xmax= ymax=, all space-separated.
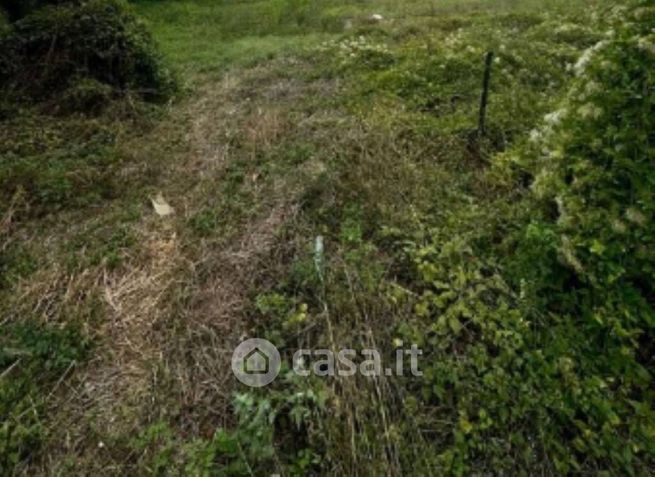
xmin=321 ymin=11 xmax=602 ymax=139
xmin=525 ymin=1 xmax=655 ymax=295
xmin=485 ymin=1 xmax=655 ymax=471
xmin=385 ymin=1 xmax=655 ymax=473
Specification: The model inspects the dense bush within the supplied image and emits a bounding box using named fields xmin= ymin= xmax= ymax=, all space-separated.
xmin=0 ymin=0 xmax=175 ymax=105
xmin=0 ymin=0 xmax=70 ymax=22
xmin=525 ymin=4 xmax=655 ymax=318
xmin=396 ymin=2 xmax=655 ymax=473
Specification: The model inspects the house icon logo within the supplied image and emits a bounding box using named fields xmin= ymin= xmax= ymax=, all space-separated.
xmin=244 ymin=347 xmax=269 ymax=375
xmin=231 ymin=338 xmax=280 ymax=387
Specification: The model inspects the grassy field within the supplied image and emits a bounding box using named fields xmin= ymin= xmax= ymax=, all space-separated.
xmin=133 ymin=0 xmax=593 ymax=72
xmin=2 ymin=0 xmax=654 ymax=475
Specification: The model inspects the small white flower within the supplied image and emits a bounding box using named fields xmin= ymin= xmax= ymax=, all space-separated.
xmin=577 ymin=103 xmax=603 ymax=119
xmin=574 ymin=40 xmax=608 ymax=76
xmin=560 ymin=235 xmax=585 ymax=274
xmin=612 ymin=219 xmax=627 ymax=234
xmin=626 ymin=208 xmax=648 ymax=226
xmin=544 ymin=108 xmax=567 ymax=126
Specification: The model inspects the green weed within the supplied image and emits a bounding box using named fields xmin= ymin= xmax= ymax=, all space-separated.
xmin=0 ymin=322 xmax=89 ymax=472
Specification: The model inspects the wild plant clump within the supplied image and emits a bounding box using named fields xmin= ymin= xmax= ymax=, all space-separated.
xmin=393 ymin=1 xmax=655 ymax=473
xmin=0 ymin=0 xmax=175 ymax=107
xmin=526 ymin=3 xmax=655 ymax=307
xmin=515 ymin=4 xmax=655 ymax=465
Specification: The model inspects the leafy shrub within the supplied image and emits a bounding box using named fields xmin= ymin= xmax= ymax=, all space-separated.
xmin=525 ymin=4 xmax=655 ymax=309
xmin=131 ymin=389 xmax=324 ymax=476
xmin=392 ymin=2 xmax=655 ymax=473
xmin=0 ymin=0 xmax=175 ymax=104
xmin=515 ymin=5 xmax=655 ymax=467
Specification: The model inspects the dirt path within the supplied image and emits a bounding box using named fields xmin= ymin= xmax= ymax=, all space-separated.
xmin=19 ymin=62 xmax=336 ymax=473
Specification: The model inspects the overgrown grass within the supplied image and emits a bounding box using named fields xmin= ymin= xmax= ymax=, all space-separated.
xmin=3 ymin=0 xmax=653 ymax=474
xmin=132 ymin=0 xmax=595 ymax=73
